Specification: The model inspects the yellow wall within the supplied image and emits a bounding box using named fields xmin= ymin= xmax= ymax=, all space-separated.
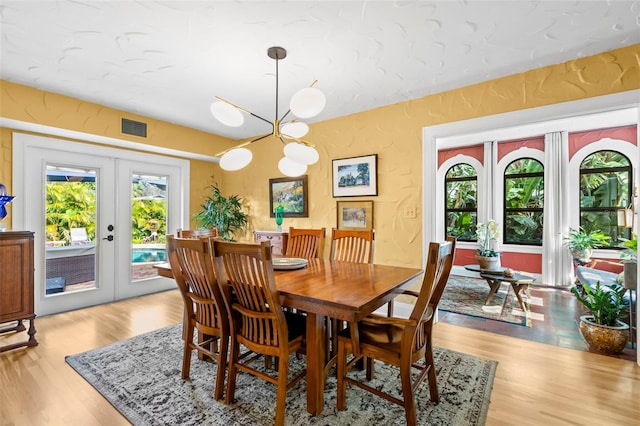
xmin=0 ymin=81 xmax=237 ymax=228
xmin=2 ymin=44 xmax=639 ymax=268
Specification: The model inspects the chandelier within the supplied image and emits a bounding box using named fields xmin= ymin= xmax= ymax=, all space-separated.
xmin=210 ymin=46 xmax=325 ymax=176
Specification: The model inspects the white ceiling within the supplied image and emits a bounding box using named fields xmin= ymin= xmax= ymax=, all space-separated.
xmin=1 ymin=1 xmax=639 ymax=141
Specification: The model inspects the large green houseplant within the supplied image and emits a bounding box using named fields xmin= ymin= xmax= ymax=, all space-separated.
xmin=571 ymin=282 xmax=629 ymax=354
xmin=564 ymin=227 xmax=610 ymax=262
xmin=193 ymin=179 xmax=248 ymax=241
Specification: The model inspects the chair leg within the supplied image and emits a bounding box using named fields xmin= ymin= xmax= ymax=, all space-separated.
xmin=225 ymin=339 xmax=240 ymax=404
xmin=387 ymin=301 xmax=394 ymax=317
xmin=400 ymin=361 xmax=417 ymax=426
xmin=425 ymin=346 xmax=439 ymax=403
xmin=213 ymin=333 xmax=228 ymax=401
xmin=182 ymin=322 xmax=194 ymax=379
xmin=275 ymin=356 xmax=289 ymax=426
xmin=365 ymin=356 xmax=374 ymax=380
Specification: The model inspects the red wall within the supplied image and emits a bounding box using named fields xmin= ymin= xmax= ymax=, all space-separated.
xmin=455 ymin=248 xmax=542 ymax=274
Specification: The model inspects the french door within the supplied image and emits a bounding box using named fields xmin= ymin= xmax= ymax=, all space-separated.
xmin=13 ymin=133 xmax=189 ymax=316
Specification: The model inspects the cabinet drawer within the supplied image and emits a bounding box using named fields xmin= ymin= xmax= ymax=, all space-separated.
xmin=254 ymin=231 xmax=288 ymax=256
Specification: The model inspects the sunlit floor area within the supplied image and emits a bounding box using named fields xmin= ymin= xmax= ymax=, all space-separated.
xmin=439 ymin=280 xmax=637 ymax=362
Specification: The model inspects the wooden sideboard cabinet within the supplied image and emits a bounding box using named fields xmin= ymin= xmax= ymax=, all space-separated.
xmin=254 ymin=230 xmax=289 ymax=257
xmin=0 ymin=231 xmax=38 ymax=352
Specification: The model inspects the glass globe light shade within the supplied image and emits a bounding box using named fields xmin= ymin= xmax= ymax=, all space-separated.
xmin=290 ymin=87 xmax=326 ymax=119
xmin=210 ymin=100 xmax=244 ymax=127
xmin=280 ymin=121 xmax=309 ymax=138
xmin=278 ymin=157 xmax=307 ymax=177
xmin=219 ymin=148 xmax=252 ymax=171
xmin=284 ymin=143 xmax=319 ymax=165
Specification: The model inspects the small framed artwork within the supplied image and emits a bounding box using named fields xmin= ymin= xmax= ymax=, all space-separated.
xmin=332 ymin=154 xmax=378 ymax=197
xmin=269 ymin=175 xmax=308 ymax=217
xmin=337 ymin=200 xmax=374 ymax=230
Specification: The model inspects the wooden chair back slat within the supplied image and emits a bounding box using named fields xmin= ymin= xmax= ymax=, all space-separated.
xmin=330 ymin=228 xmax=375 ymax=264
xmin=285 ymin=227 xmax=326 ymax=259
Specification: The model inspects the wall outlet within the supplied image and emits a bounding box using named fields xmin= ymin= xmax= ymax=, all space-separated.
xmin=404 ymin=207 xmax=417 ymax=218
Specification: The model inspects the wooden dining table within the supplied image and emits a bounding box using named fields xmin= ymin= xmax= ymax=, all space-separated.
xmin=154 ymin=258 xmax=422 ymax=415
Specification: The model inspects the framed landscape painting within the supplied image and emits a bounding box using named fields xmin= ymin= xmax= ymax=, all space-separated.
xmin=337 ymin=200 xmax=374 ymax=230
xmin=269 ymin=175 xmax=308 ymax=217
xmin=332 ymin=154 xmax=378 ymax=197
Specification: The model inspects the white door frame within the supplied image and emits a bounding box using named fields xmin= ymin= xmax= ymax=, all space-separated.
xmin=12 ymin=132 xmax=190 ymax=315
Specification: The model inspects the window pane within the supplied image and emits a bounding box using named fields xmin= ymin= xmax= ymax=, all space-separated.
xmin=504 ymin=158 xmax=544 ymax=246
xmin=446 ymin=211 xmax=477 ymax=241
xmin=579 ymin=150 xmax=631 ymax=247
xmin=131 ymin=174 xmax=168 ymax=281
xmin=505 ymin=211 xmax=543 ymax=245
xmin=445 ymin=163 xmax=478 ymax=241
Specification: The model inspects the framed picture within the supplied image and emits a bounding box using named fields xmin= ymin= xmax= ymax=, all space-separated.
xmin=332 ymin=154 xmax=378 ymax=197
xmin=337 ymin=200 xmax=374 ymax=230
xmin=269 ymin=175 xmax=308 ymax=217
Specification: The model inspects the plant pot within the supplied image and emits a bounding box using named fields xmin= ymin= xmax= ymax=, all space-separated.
xmin=578 ymin=315 xmax=629 ymax=354
xmin=475 ymin=255 xmax=500 ymax=270
xmin=623 ymin=262 xmax=637 ymax=290
xmin=571 ymin=248 xmax=593 ymax=263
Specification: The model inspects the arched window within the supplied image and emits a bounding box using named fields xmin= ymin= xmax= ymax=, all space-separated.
xmin=445 ymin=163 xmax=477 ymax=241
xmin=580 ymin=150 xmax=632 ymax=246
xmin=504 ymin=158 xmax=544 ymax=245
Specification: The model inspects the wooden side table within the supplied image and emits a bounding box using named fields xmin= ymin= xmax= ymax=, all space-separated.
xmin=464 ymin=264 xmax=535 ymax=311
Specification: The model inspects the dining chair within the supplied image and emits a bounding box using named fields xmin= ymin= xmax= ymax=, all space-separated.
xmin=166 ymin=235 xmax=229 ymax=401
xmin=336 ymin=236 xmax=456 ymax=426
xmin=176 ymin=228 xmax=218 ymax=238
xmin=211 ymin=240 xmax=306 ymax=426
xmin=329 ymin=228 xmax=376 ymax=354
xmin=285 ymin=226 xmax=326 ymax=259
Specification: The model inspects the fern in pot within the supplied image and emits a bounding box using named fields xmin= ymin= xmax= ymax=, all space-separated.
xmin=193 ymin=178 xmax=248 ymax=241
xmin=571 ymin=282 xmax=629 ymax=354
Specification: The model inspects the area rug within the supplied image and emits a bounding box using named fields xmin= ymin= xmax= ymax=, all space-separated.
xmin=66 ymin=324 xmax=497 ymax=426
xmin=440 ymin=275 xmax=541 ymax=326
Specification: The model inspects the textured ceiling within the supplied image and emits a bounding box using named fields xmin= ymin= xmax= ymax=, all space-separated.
xmin=1 ymin=1 xmax=639 ymax=140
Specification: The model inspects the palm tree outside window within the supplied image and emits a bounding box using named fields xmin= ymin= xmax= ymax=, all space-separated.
xmin=503 ymin=158 xmax=544 ymax=245
xmin=445 ymin=163 xmax=477 ymax=241
xmin=579 ymin=150 xmax=632 ymax=247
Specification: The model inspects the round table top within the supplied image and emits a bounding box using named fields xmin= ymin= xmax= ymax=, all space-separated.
xmin=464 ymin=264 xmax=535 ymax=283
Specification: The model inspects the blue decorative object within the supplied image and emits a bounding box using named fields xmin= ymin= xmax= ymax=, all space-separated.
xmin=0 ymin=183 xmax=15 ymax=222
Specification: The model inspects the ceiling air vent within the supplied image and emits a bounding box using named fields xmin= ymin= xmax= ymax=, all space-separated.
xmin=121 ymin=118 xmax=147 ymax=137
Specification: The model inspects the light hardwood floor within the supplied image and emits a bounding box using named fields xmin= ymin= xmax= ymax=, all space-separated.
xmin=1 ymin=289 xmax=638 ymax=425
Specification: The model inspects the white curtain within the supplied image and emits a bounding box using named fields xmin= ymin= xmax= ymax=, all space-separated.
xmin=543 ymin=131 xmax=572 ymax=286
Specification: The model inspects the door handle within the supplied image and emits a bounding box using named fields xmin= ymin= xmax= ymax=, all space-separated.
xmin=102 ymin=235 xmax=114 ymax=241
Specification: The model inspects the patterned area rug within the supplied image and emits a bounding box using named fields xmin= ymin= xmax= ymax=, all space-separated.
xmin=440 ymin=275 xmax=540 ymax=325
xmin=66 ymin=324 xmax=497 ymax=426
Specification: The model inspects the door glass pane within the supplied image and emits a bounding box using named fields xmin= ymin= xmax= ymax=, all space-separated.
xmin=131 ymin=174 xmax=168 ymax=281
xmin=45 ymin=165 xmax=97 ymax=295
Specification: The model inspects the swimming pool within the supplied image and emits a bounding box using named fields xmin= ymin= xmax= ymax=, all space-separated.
xmin=132 ymin=248 xmax=167 ymax=263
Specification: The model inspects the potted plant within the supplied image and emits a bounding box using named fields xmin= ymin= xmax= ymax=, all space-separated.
xmin=193 ymin=178 xmax=248 ymax=241
xmin=571 ymin=282 xmax=629 ymax=354
xmin=564 ymin=227 xmax=610 ymax=262
xmin=475 ymin=220 xmax=500 ymax=270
